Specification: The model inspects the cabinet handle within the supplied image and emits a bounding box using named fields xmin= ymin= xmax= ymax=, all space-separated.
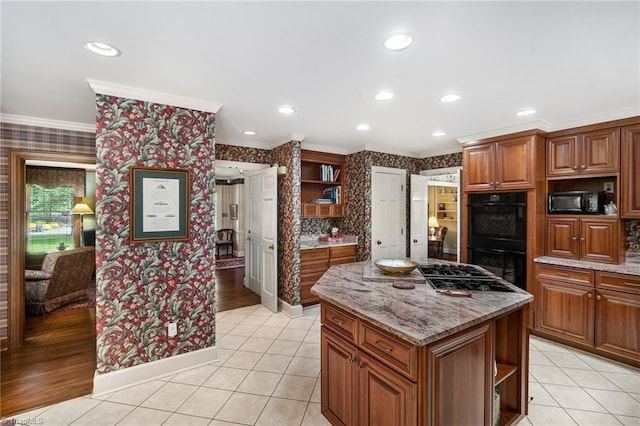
xmin=587 ymin=293 xmax=592 ymax=299
xmin=571 ymin=236 xmax=578 ymax=241
xmin=580 ymin=237 xmax=585 ymax=241
xmin=331 ymin=316 xmax=345 ymax=325
xmin=347 ymin=357 xmax=355 ymax=364
xmin=572 ymin=165 xmax=578 ymax=170
xmin=355 ymin=361 xmax=364 ymax=371
xmin=596 ymin=295 xmax=602 ymax=300
xmin=556 ymin=272 xmax=570 ymax=277
xmin=580 ymin=164 xmax=586 ymax=169
xmin=374 ymin=341 xmax=394 ymax=353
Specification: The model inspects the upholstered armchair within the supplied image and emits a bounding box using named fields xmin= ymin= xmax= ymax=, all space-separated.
xmin=24 ymin=246 xmax=95 ymax=315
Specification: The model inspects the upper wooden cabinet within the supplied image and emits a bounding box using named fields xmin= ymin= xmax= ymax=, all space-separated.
xmin=546 ymin=217 xmax=620 ymax=264
xmin=301 ymin=150 xmax=345 ymax=218
xmin=463 ymin=134 xmax=540 ymax=192
xmin=547 ymin=128 xmax=620 ymax=177
xmin=621 ymin=124 xmax=640 ymax=218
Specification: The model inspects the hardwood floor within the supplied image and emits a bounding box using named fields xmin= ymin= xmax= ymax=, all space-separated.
xmin=0 ymin=308 xmax=97 ymax=418
xmin=215 ymin=265 xmax=260 ymax=312
xmin=0 ymin=260 xmax=255 ymax=418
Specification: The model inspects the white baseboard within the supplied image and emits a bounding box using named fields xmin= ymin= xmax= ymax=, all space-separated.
xmin=278 ymin=298 xmax=303 ymax=318
xmin=93 ymin=346 xmax=219 ymax=397
xmin=233 ymin=250 xmax=245 ymax=257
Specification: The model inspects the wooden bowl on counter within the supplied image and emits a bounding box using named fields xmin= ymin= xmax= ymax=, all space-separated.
xmin=374 ymin=259 xmax=418 ymax=275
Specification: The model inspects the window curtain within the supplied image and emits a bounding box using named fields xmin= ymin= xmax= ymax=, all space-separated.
xmin=26 ymin=166 xmax=85 ymax=197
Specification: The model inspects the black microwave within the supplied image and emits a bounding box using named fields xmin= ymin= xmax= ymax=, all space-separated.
xmin=548 ymin=191 xmax=604 ymax=214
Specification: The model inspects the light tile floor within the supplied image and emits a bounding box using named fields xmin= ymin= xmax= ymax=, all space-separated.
xmin=5 ymin=304 xmax=640 ymax=426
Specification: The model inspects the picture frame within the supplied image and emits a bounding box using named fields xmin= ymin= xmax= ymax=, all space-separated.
xmin=130 ymin=166 xmax=190 ymax=243
xmin=230 ymin=203 xmax=238 ymax=220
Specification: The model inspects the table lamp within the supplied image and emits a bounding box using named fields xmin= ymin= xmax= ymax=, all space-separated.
xmin=71 ymin=203 xmax=94 ymax=246
xmin=428 ymin=216 xmax=439 ymax=238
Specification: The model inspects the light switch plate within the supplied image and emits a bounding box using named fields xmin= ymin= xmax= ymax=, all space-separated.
xmin=168 ymin=322 xmax=177 ymax=337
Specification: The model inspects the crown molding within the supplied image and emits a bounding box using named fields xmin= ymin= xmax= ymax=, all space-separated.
xmin=0 ymin=113 xmax=96 ymax=133
xmin=346 ymin=144 xmax=419 ymax=158
xmin=268 ymin=133 xmax=306 ymax=150
xmin=417 ymin=145 xmax=463 ymax=158
xmin=86 ymin=79 xmax=222 ymax=114
xmin=300 ymin=142 xmax=348 ymax=155
xmin=457 ymin=120 xmax=552 ymax=144
xmin=549 ymin=106 xmax=640 ymax=133
xmin=215 ymin=137 xmax=272 ymax=150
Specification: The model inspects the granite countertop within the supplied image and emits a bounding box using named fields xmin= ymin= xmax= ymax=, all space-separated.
xmin=534 ymin=256 xmax=640 ymax=277
xmin=300 ymin=234 xmax=358 ymax=250
xmin=310 ymin=260 xmax=533 ymax=347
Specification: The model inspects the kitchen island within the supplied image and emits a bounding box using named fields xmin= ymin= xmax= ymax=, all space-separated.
xmin=311 ymin=261 xmax=533 ymax=426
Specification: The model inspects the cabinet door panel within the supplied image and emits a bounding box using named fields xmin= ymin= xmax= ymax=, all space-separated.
xmin=581 ymin=128 xmax=620 ymax=175
xmin=595 ymin=289 xmax=640 ymax=359
xmin=463 ymin=144 xmax=495 ymax=191
xmin=621 ymin=124 xmax=640 ymax=218
xmin=495 ymin=136 xmax=535 ymax=189
xmin=358 ymin=352 xmax=416 ymax=426
xmin=427 ymin=323 xmax=493 ymax=426
xmin=581 ymin=219 xmax=618 ymax=264
xmin=321 ymin=329 xmax=357 ymax=426
xmin=547 ymin=135 xmax=579 ymax=176
xmin=546 ymin=218 xmax=579 ymax=259
xmin=537 ymin=280 xmax=594 ymax=346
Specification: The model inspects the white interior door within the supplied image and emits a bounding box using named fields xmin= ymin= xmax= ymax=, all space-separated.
xmin=371 ymin=166 xmax=406 ymax=260
xmin=410 ymin=174 xmax=428 ymax=261
xmin=245 ymin=173 xmax=262 ymax=295
xmin=259 ymin=167 xmax=278 ymax=312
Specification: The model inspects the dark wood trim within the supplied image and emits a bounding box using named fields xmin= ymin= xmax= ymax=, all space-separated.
xmin=7 ymin=150 xmax=95 ymax=349
xmin=546 ymin=115 xmax=640 ymax=138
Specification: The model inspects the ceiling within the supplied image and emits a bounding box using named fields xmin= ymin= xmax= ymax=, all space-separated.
xmin=1 ymin=2 xmax=639 ymax=157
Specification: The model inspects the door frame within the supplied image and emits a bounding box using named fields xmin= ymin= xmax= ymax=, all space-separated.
xmin=7 ymin=150 xmax=96 ymax=349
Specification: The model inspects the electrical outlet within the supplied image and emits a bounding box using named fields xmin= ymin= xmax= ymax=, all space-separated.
xmin=604 ymin=182 xmax=614 ymax=193
xmin=168 ymin=322 xmax=177 ymax=337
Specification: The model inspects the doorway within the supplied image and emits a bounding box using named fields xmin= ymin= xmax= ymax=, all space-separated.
xmin=371 ymin=166 xmax=406 ymax=260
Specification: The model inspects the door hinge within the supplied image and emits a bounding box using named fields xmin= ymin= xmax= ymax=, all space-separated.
xmin=401 ymin=184 xmax=404 ymax=191
xmin=401 ymin=228 xmax=404 ymax=235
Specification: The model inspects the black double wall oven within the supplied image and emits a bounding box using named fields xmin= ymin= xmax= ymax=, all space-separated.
xmin=467 ymin=192 xmax=527 ymax=290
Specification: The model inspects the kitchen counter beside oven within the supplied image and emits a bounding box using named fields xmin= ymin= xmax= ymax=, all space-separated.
xmin=311 ymin=261 xmax=533 ymax=426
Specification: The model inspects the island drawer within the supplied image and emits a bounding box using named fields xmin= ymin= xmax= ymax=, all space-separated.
xmin=359 ymin=322 xmax=417 ymax=380
xmin=536 ymin=264 xmax=593 ymax=287
xmin=301 ymin=248 xmax=330 ymax=261
xmin=596 ymin=271 xmax=640 ymax=295
xmin=321 ymin=304 xmax=357 ymax=343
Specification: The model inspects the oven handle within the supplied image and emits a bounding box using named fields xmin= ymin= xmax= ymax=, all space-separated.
xmin=467 ymin=203 xmax=527 ymax=207
xmin=467 ymin=247 xmax=526 ymax=256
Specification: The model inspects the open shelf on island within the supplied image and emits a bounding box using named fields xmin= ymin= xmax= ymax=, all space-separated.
xmin=494 ymin=363 xmax=518 ymax=386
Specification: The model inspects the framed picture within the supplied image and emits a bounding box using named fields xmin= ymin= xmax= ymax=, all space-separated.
xmin=130 ymin=166 xmax=190 ymax=243
xmin=230 ymin=203 xmax=238 ymax=220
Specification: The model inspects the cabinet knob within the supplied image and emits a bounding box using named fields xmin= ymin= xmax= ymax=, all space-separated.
xmin=572 ymin=165 xmax=578 ymax=170
xmin=596 ymin=294 xmax=602 ymax=301
xmin=355 ymin=361 xmax=364 ymax=371
xmin=580 ymin=237 xmax=585 ymax=242
xmin=587 ymin=293 xmax=593 ymax=299
xmin=571 ymin=236 xmax=578 ymax=241
xmin=580 ymin=164 xmax=586 ymax=169
xmin=376 ymin=240 xmax=382 ymax=245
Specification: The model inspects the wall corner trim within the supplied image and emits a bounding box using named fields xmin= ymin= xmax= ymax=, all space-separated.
xmin=92 ymin=346 xmax=219 ymax=397
xmin=278 ymin=299 xmax=303 ymax=318
xmin=86 ymin=79 xmax=222 ymax=114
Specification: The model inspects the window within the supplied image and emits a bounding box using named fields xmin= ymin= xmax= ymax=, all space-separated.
xmin=27 ymin=184 xmax=75 ymax=252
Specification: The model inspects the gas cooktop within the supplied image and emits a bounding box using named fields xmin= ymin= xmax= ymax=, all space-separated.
xmin=418 ymin=264 xmax=515 ymax=293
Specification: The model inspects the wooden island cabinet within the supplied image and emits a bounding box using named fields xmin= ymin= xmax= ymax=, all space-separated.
xmin=313 ymin=262 xmax=532 ymax=426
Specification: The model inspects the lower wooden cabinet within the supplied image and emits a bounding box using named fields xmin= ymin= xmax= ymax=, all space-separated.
xmin=534 ymin=264 xmax=640 ymax=366
xmin=320 ymin=302 xmax=528 ymax=426
xmin=301 ymin=245 xmax=357 ymax=305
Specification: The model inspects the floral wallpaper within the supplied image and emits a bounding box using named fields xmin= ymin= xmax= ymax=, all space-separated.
xmin=216 ymin=143 xmax=271 ymax=164
xmin=417 ymin=152 xmax=463 ymax=170
xmin=626 ymin=220 xmax=640 ymax=253
xmin=270 ymin=141 xmax=301 ymax=305
xmin=0 ymin=123 xmax=95 ymax=343
xmin=301 ymin=217 xmax=342 ymax=235
xmin=95 ymin=94 xmax=216 ymax=374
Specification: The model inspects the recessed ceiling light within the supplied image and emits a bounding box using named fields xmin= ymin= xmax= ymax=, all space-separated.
xmin=384 ymin=33 xmax=413 ymax=51
xmin=440 ymin=93 xmax=461 ymax=103
xmin=432 ymin=130 xmax=446 ymax=137
xmin=83 ymin=41 xmax=121 ymax=57
xmin=243 ymin=130 xmax=257 ymax=136
xmin=278 ymin=105 xmax=296 ymax=114
xmin=516 ymin=108 xmax=536 ymax=117
xmin=375 ymin=91 xmax=394 ymax=101
xmin=356 ymin=123 xmax=370 ymax=131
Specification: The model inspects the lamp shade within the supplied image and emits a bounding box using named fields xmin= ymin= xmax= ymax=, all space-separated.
xmin=428 ymin=216 xmax=439 ymax=228
xmin=70 ymin=203 xmax=94 ymax=215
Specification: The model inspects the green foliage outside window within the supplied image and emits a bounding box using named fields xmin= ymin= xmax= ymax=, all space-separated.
xmin=27 ymin=185 xmax=75 ymax=253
